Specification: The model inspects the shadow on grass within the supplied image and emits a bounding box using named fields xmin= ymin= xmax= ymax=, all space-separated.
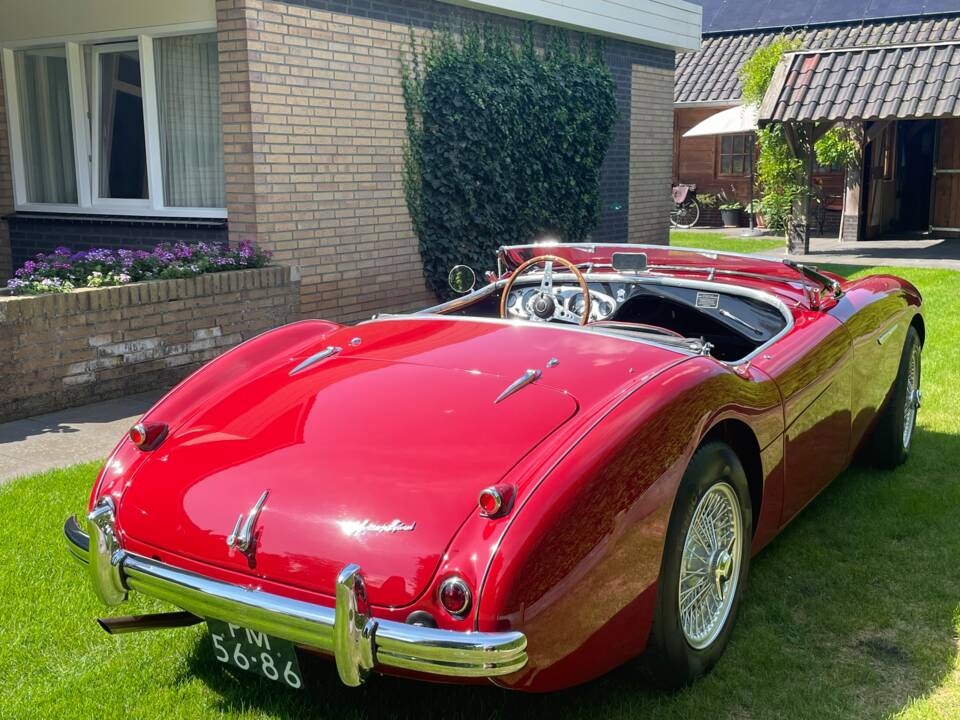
xmin=180 ymin=427 xmax=960 ymax=720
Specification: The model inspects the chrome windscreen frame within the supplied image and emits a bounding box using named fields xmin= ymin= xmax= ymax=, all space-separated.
xmin=64 ymin=503 xmax=527 ymax=687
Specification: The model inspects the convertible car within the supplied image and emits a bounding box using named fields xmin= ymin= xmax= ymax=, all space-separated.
xmin=64 ymin=243 xmax=923 ymax=692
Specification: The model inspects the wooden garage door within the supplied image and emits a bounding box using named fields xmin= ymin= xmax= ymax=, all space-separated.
xmin=932 ymin=119 xmax=960 ymax=229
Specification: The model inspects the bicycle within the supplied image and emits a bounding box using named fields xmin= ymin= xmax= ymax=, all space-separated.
xmin=670 ymin=184 xmax=700 ymax=229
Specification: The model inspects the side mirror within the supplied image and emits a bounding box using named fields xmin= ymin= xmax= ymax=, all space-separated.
xmin=448 ymin=265 xmax=477 ymax=294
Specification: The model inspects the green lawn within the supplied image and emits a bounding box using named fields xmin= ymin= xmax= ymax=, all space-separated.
xmin=670 ymin=229 xmax=784 ymax=254
xmin=2 ymin=265 xmax=958 ymax=720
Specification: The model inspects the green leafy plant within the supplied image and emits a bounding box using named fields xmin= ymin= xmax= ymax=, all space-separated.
xmin=401 ymin=24 xmax=617 ymax=298
xmin=815 ymin=125 xmax=860 ymax=168
xmin=739 ymin=37 xmax=801 ymax=106
xmin=698 ymin=193 xmax=720 ymax=209
xmin=755 ymin=124 xmax=806 ymax=231
xmin=740 ymin=36 xmax=858 ymax=232
xmin=714 ymin=187 xmax=743 ymax=211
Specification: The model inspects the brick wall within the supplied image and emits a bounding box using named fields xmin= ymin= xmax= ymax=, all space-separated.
xmin=6 ymin=214 xmax=228 ymax=271
xmin=629 ymin=63 xmax=674 ymax=245
xmin=0 ymin=68 xmax=13 ymax=281
xmin=216 ymin=0 xmax=674 ymax=323
xmin=0 ymin=266 xmax=300 ymax=423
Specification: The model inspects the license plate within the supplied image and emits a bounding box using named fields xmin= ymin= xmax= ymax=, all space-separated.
xmin=208 ymin=620 xmax=303 ymax=689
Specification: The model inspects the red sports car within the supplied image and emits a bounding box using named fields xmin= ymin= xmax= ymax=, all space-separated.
xmin=65 ymin=243 xmax=923 ymax=692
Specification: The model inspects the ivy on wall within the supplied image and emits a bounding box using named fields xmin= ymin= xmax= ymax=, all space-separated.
xmin=401 ymin=25 xmax=617 ymax=298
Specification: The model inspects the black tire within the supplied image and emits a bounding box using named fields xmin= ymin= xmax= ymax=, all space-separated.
xmin=868 ymin=326 xmax=922 ymax=469
xmin=643 ymin=441 xmax=752 ymax=688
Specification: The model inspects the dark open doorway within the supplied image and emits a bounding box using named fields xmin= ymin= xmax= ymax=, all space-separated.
xmin=861 ymin=119 xmax=936 ymax=239
xmin=896 ymin=120 xmax=935 ymax=232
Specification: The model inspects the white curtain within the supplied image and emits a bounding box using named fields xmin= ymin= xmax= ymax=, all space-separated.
xmin=154 ymin=33 xmax=225 ymax=208
xmin=15 ymin=47 xmax=77 ymax=204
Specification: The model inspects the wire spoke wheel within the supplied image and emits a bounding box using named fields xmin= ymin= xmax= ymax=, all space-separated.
xmin=678 ymin=482 xmax=743 ymax=650
xmin=902 ymin=344 xmax=921 ymax=450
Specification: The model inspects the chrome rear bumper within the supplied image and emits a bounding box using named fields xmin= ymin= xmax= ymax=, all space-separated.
xmin=63 ymin=501 xmax=526 ymax=686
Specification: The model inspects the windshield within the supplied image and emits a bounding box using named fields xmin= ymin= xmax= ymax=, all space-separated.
xmin=497 ymin=243 xmax=831 ymax=303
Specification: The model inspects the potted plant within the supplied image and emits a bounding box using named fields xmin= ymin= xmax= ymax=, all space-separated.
xmin=744 ymin=199 xmax=769 ymax=229
xmin=719 ymin=200 xmax=743 ymax=228
xmin=698 ymin=193 xmax=719 ymax=210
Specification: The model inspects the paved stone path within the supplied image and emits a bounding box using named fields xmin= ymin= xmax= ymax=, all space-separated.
xmin=781 ymin=235 xmax=960 ymax=271
xmin=0 ymin=391 xmax=163 ymax=485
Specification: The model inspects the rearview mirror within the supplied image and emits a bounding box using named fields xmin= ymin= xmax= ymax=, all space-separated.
xmin=448 ymin=265 xmax=477 ymax=294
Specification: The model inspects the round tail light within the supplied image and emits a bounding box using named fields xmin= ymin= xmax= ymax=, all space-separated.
xmin=129 ymin=422 xmax=168 ymax=451
xmin=478 ymin=483 xmax=516 ymax=518
xmin=438 ymin=576 xmax=472 ymax=617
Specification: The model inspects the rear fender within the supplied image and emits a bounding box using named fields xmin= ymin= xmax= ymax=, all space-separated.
xmin=89 ymin=320 xmax=342 ymax=507
xmin=470 ymin=357 xmax=782 ymax=692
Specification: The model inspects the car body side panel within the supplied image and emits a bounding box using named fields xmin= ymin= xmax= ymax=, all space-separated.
xmin=827 ymin=275 xmax=922 ymax=453
xmin=476 ymin=358 xmax=783 ymax=692
xmin=751 ymin=311 xmax=853 ymax=523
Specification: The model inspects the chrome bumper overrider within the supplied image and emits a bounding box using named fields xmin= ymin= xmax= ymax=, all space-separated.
xmin=63 ymin=500 xmax=527 ymax=686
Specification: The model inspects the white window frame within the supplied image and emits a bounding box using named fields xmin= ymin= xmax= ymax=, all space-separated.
xmin=91 ymin=42 xmax=152 ymax=210
xmin=0 ymin=22 xmax=226 ymax=220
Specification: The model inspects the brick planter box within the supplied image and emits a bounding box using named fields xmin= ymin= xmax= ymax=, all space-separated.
xmin=0 ymin=266 xmax=300 ymax=423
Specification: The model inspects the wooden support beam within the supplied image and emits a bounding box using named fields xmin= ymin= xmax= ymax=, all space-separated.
xmin=840 ymin=123 xmax=865 ymax=242
xmin=783 ymin=123 xmax=802 ymax=158
xmin=786 ymin=122 xmax=813 ymax=255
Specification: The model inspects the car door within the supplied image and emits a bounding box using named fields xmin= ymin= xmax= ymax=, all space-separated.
xmin=751 ymin=309 xmax=854 ymax=524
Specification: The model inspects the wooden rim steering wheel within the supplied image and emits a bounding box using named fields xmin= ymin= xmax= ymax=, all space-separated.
xmin=499 ymin=255 xmax=592 ymax=326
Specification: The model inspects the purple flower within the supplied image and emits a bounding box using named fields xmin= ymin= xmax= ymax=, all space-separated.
xmin=11 ymin=239 xmax=268 ymax=291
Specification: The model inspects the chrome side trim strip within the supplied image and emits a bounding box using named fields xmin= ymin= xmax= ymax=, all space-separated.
xmin=289 ymin=346 xmax=341 ymax=376
xmin=877 ymin=325 xmax=898 ymax=345
xmin=494 ymin=369 xmax=542 ymax=404
xmin=64 ymin=515 xmax=527 ymax=686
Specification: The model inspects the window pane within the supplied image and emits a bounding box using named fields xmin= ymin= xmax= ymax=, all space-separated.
xmin=15 ymin=47 xmax=77 ymax=204
xmin=154 ymin=33 xmax=225 ymax=208
xmin=721 ymin=157 xmax=731 ymax=174
xmin=733 ymin=135 xmax=744 ymax=153
xmin=98 ymin=48 xmax=147 ymax=199
xmin=733 ymin=156 xmax=744 ymax=174
xmin=721 ymin=136 xmax=732 ymax=154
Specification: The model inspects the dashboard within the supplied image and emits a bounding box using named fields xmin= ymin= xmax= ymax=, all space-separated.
xmin=501 ymin=279 xmax=787 ymax=348
xmin=505 ymin=285 xmax=618 ymax=323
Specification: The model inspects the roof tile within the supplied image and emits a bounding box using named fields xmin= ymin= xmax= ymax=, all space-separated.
xmin=760 ymin=41 xmax=960 ymax=122
xmin=676 ymin=14 xmax=960 ymax=104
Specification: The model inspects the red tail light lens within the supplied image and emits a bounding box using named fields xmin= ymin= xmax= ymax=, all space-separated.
xmin=438 ymin=576 xmax=472 ymax=617
xmin=478 ymin=483 xmax=516 ymax=518
xmin=129 ymin=422 xmax=168 ymax=451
